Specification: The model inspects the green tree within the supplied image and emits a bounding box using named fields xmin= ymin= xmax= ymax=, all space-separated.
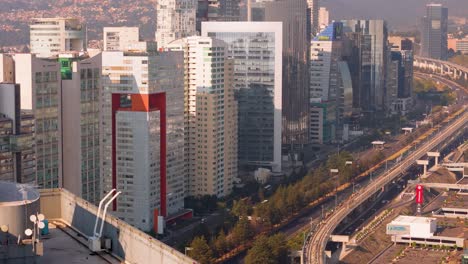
xmin=231 ymin=217 xmax=253 ymax=245
xmin=213 ymin=229 xmax=228 ymax=256
xmin=188 ymin=236 xmax=215 ymax=264
xmin=245 ymin=235 xmax=275 ymax=264
xmin=232 ymin=199 xmax=252 ymax=218
xmin=245 ymin=233 xmax=289 ymax=264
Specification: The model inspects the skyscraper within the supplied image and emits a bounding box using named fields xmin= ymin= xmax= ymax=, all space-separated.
xmin=101 ymin=46 xmax=186 ymax=232
xmin=342 ymin=20 xmax=389 ymax=112
xmin=309 ymin=22 xmax=352 ymax=144
xmin=202 ymin=21 xmax=282 ymax=173
xmin=167 ymin=36 xmax=238 ymax=198
xmin=29 ymin=18 xmax=86 ymax=58
xmin=318 ymin=7 xmax=329 ymax=31
xmin=264 ymin=0 xmax=310 ymax=147
xmin=156 ymin=0 xmax=197 ymax=48
xmin=421 ymin=4 xmax=448 ymax=60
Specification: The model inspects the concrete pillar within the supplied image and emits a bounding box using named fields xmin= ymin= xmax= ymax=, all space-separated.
xmin=416 ymin=160 xmax=429 ymax=178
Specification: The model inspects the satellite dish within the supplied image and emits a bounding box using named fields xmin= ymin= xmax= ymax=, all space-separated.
xmin=30 ymin=215 xmax=37 ymax=223
xmin=0 ymin=225 xmax=8 ymax=232
xmin=38 ymin=222 xmax=45 ymax=229
xmin=25 ymin=229 xmax=33 ymax=236
xmin=38 ymin=214 xmax=45 ymax=221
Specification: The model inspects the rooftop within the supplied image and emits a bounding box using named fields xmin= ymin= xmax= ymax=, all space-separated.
xmin=392 ymin=215 xmax=436 ymax=224
xmin=1 ymin=187 xmax=196 ymax=264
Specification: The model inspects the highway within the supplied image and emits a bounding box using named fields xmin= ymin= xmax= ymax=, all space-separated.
xmin=304 ymin=107 xmax=468 ymax=264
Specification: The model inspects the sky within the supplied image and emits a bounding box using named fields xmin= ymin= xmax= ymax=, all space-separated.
xmin=324 ymin=0 xmax=467 ymax=30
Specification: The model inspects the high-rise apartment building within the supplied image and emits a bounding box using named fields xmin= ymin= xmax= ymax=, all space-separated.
xmin=0 ymin=84 xmax=35 ymax=184
xmin=61 ymin=53 xmax=101 ymax=204
xmin=264 ymin=0 xmax=310 ymax=147
xmin=202 ymin=21 xmax=282 ymax=173
xmin=421 ymin=4 xmax=448 ymax=60
xmin=156 ymin=0 xmax=197 ymax=48
xmin=342 ymin=20 xmax=389 ymax=112
xmin=12 ymin=54 xmax=62 ymax=188
xmin=167 ymin=36 xmax=238 ymax=198
xmin=101 ymin=47 xmax=185 ymax=231
xmin=0 ymin=54 xmax=15 ymax=83
xmin=30 ymin=18 xmax=86 ymax=58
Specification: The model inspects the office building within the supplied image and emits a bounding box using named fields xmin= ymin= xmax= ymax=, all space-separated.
xmin=12 ymin=54 xmax=62 ymax=188
xmin=309 ymin=22 xmax=352 ymax=144
xmin=202 ymin=21 xmax=282 ymax=173
xmin=30 ymin=18 xmax=86 ymax=58
xmin=0 ymin=54 xmax=15 ymax=83
xmin=101 ymin=46 xmax=186 ymax=231
xmin=60 ymin=52 xmax=101 ymax=204
xmin=342 ymin=19 xmax=389 ymax=112
xmin=0 ymin=84 xmax=35 ymax=184
xmin=264 ymin=0 xmax=310 ymax=147
xmin=156 ymin=0 xmax=197 ymax=48
xmin=167 ymin=36 xmax=238 ymax=197
xmin=421 ymin=4 xmax=448 ymax=60
xmin=389 ymin=50 xmax=413 ymax=115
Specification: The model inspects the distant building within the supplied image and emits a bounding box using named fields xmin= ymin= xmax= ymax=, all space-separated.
xmin=156 ymin=0 xmax=197 ymax=48
xmin=307 ymin=0 xmax=319 ymax=36
xmin=309 ymin=22 xmax=352 ymax=144
xmin=0 ymin=84 xmax=35 ymax=184
xmin=202 ymin=21 xmax=283 ymax=173
xmin=60 ymin=53 xmax=101 ymax=204
xmin=30 ymin=18 xmax=86 ymax=58
xmin=167 ymin=36 xmax=238 ymax=198
xmin=101 ymin=46 xmax=186 ymax=231
xmin=421 ymin=4 xmax=448 ymax=60
xmin=342 ymin=19 xmax=389 ymax=112
xmin=389 ymin=50 xmax=413 ymax=115
xmin=455 ymin=38 xmax=468 ymax=54
xmin=103 ymin=27 xmax=140 ymax=51
xmin=318 ymin=7 xmax=329 ymax=31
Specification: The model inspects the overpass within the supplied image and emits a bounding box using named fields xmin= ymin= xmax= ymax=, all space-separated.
xmin=304 ymin=108 xmax=468 ymax=264
xmin=441 ymin=162 xmax=468 ymax=173
xmin=414 ymin=56 xmax=468 ymax=81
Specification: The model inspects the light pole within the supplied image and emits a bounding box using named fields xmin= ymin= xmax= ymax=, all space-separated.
xmin=330 ymin=169 xmax=339 ymax=208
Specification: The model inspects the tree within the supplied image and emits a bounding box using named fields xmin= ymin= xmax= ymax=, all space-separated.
xmin=231 ymin=217 xmax=253 ymax=245
xmin=245 ymin=233 xmax=289 ymax=264
xmin=213 ymin=229 xmax=228 ymax=256
xmin=188 ymin=236 xmax=215 ymax=264
xmin=245 ymin=235 xmax=276 ymax=264
xmin=232 ymin=199 xmax=251 ymax=218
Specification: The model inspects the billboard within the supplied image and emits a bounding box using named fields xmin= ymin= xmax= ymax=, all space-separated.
xmin=386 ymin=224 xmax=410 ymax=235
xmin=415 ymin=185 xmax=424 ymax=204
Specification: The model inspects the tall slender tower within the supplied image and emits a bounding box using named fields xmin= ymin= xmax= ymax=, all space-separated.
xmin=307 ymin=0 xmax=319 ymax=36
xmin=156 ymin=0 xmax=197 ymax=48
xmin=421 ymin=4 xmax=448 ymax=60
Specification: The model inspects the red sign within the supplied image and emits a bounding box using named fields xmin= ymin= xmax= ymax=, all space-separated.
xmin=415 ymin=185 xmax=424 ymax=204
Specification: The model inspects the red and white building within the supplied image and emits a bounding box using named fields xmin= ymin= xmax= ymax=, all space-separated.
xmin=101 ymin=45 xmax=186 ymax=232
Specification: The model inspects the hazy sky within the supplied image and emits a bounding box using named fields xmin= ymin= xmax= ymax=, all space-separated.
xmin=324 ymin=0 xmax=467 ymax=30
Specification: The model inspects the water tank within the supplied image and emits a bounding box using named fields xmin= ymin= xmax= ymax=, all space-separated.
xmin=0 ymin=181 xmax=40 ymax=241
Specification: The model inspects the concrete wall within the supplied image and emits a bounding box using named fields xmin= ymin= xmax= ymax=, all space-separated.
xmin=39 ymin=189 xmax=196 ymax=264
